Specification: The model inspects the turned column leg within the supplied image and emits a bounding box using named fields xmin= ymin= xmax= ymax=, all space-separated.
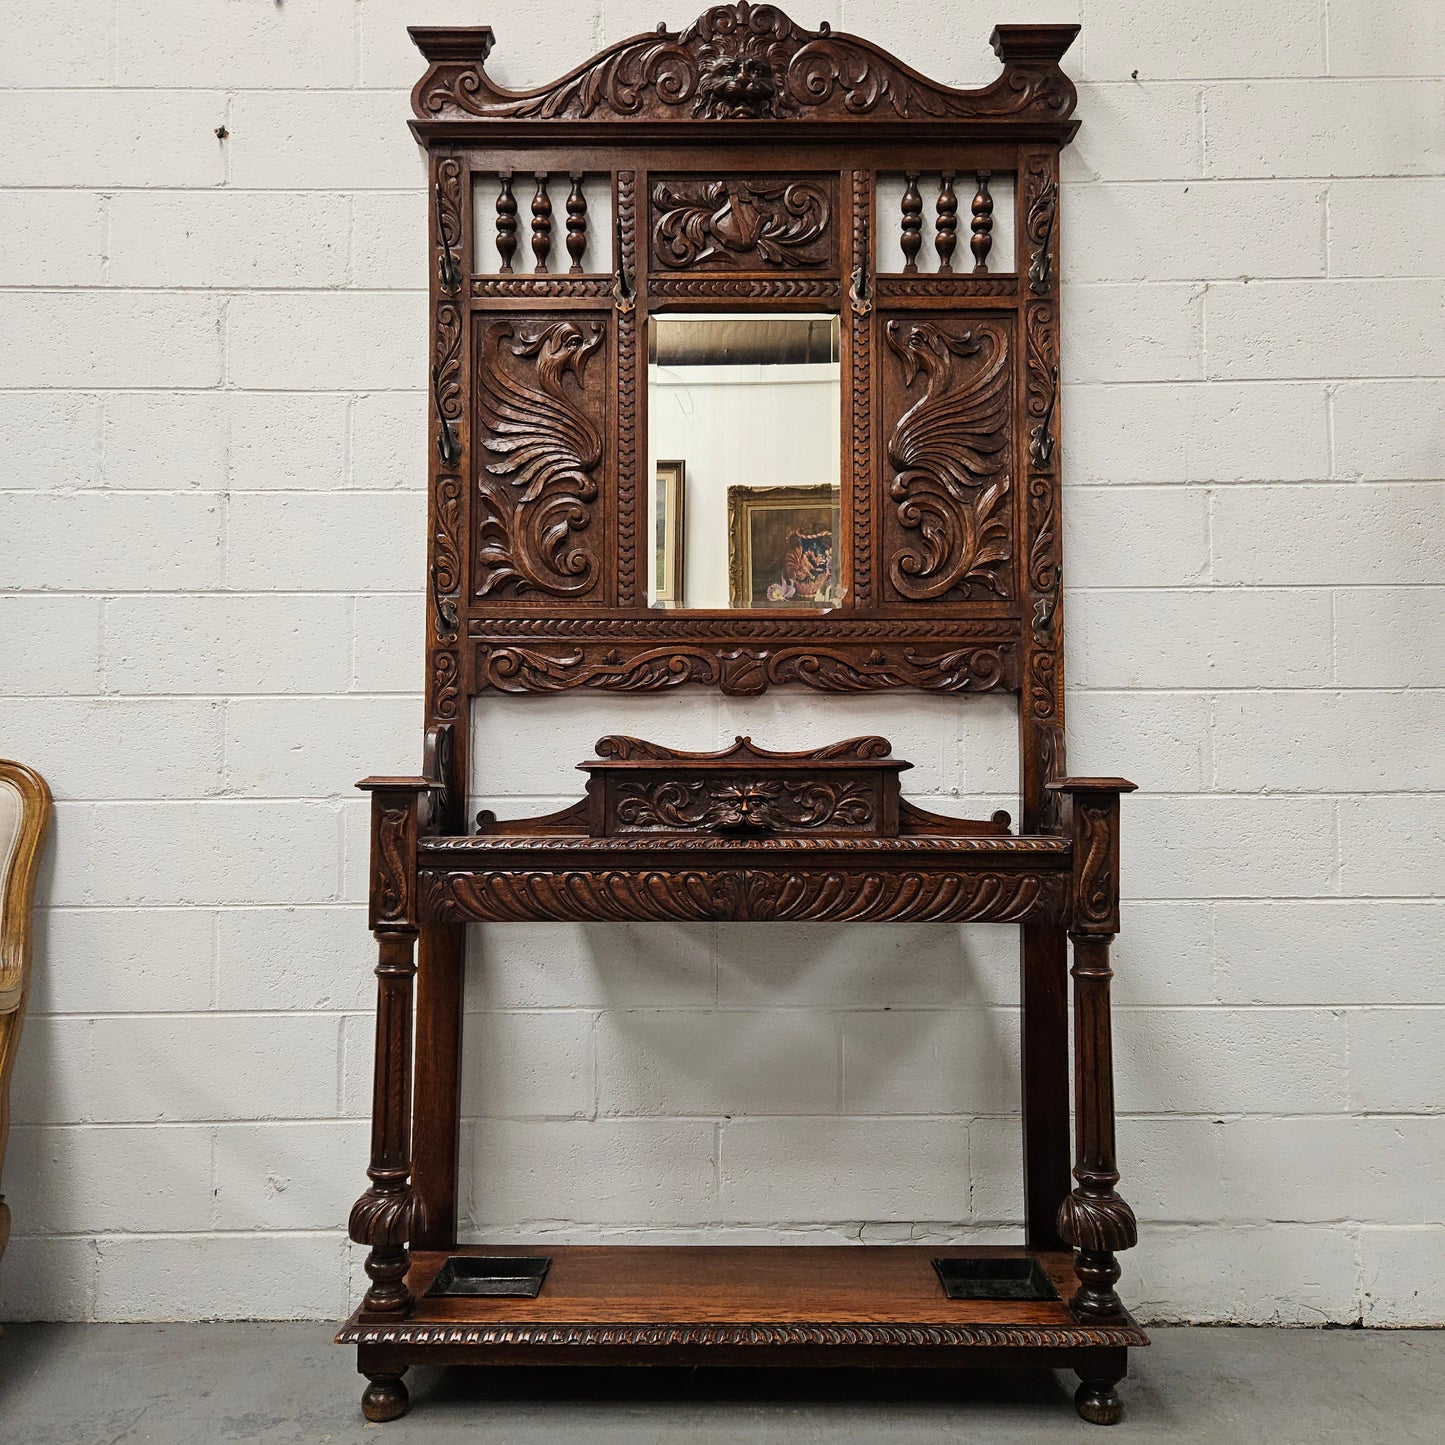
xmin=1047 ymin=777 xmax=1139 ymax=1334
xmin=1061 ymin=930 xmax=1136 ymax=1319
xmin=350 ymin=780 xmax=430 ymax=1323
xmin=349 ymin=929 xmax=423 ymax=1314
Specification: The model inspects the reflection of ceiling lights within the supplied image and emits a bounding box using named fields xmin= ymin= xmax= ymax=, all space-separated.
xmin=649 ymin=314 xmax=840 ymax=367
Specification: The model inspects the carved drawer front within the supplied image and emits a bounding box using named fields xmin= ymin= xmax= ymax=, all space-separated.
xmin=879 ymin=314 xmax=1016 ymax=604
xmin=473 ymin=312 xmax=611 ymax=603
xmin=580 ymin=734 xmax=906 ymax=837
xmin=648 ymin=175 xmax=839 ymax=273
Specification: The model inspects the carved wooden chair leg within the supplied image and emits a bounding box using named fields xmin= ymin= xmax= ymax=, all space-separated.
xmin=361 ymin=1369 xmax=411 ymax=1423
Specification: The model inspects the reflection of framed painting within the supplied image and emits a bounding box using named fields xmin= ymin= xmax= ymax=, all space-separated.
xmin=653 ymin=460 xmax=686 ymax=605
xmin=727 ymin=484 xmax=841 ymax=609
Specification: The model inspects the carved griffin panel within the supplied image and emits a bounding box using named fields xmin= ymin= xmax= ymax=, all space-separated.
xmin=475 ymin=317 xmax=607 ymax=600
xmin=650 ymin=177 xmax=834 ymax=269
xmin=882 ymin=318 xmax=1013 ymax=602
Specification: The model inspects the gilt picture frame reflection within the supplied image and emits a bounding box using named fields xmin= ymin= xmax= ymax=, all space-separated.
xmin=653 ymin=460 xmax=687 ymax=606
xmin=727 ymin=484 xmax=841 ymax=609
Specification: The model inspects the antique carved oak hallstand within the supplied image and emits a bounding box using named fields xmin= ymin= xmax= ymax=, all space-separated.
xmin=339 ymin=6 xmax=1147 ymax=1426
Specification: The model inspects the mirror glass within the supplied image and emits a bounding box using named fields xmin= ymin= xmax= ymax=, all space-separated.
xmin=647 ymin=313 xmax=842 ymax=610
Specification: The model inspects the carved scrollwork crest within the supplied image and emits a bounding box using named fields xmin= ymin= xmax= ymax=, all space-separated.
xmin=476 ymin=318 xmax=606 ymax=598
xmin=884 ymin=320 xmax=1012 ymax=600
xmin=652 ymin=178 xmax=831 ymax=268
xmin=413 ymin=5 xmax=1077 ymax=124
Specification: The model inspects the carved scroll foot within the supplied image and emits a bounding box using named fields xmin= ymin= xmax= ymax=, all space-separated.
xmin=362 ymin=1370 xmax=410 ymax=1423
xmin=1074 ymin=1375 xmax=1124 ymax=1426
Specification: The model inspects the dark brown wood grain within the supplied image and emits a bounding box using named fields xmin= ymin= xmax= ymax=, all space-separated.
xmin=343 ymin=7 xmax=1148 ymax=1428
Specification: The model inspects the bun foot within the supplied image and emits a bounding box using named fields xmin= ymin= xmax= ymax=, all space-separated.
xmin=1075 ymin=1377 xmax=1123 ymax=1426
xmin=362 ymin=1371 xmax=410 ymax=1422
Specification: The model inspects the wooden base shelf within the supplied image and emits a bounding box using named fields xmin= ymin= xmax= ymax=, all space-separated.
xmin=339 ymin=1244 xmax=1147 ymax=1366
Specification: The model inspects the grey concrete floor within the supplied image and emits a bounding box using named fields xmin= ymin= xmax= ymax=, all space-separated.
xmin=0 ymin=1323 xmax=1440 ymax=1444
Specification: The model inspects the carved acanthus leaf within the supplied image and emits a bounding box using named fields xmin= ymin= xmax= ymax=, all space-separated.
xmin=652 ymin=178 xmax=830 ymax=268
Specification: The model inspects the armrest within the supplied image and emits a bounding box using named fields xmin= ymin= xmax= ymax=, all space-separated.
xmin=357 ymin=776 xmax=442 ymax=793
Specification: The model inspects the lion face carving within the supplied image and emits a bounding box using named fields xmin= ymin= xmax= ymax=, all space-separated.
xmin=692 ymin=31 xmax=796 ymax=118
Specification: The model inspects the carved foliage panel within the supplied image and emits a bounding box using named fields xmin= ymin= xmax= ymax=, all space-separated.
xmin=649 ymin=174 xmax=838 ymax=271
xmin=1018 ymin=147 xmax=1066 ymax=822
xmin=473 ymin=312 xmax=611 ymax=603
xmin=879 ymin=313 xmax=1015 ymax=604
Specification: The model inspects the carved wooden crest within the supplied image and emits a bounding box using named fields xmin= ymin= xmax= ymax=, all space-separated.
xmin=412 ymin=6 xmax=1078 ymax=126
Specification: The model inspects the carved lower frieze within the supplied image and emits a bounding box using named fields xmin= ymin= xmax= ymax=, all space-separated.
xmin=474 ymin=639 xmax=1016 ymax=695
xmin=338 ymin=1319 xmax=1147 ymax=1349
xmin=419 ymin=866 xmax=1065 ymax=924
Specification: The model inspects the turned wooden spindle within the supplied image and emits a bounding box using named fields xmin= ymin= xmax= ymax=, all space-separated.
xmin=565 ymin=173 xmax=588 ymax=273
xmin=531 ymin=172 xmax=553 ymax=274
xmin=971 ymin=170 xmax=994 ymax=272
xmin=495 ymin=171 xmax=517 ymax=274
xmin=348 ymin=779 xmax=435 ymax=1322
xmin=900 ymin=171 xmax=923 ymax=273
xmin=1046 ymin=778 xmax=1139 ymax=1323
xmin=935 ymin=172 xmax=958 ymax=273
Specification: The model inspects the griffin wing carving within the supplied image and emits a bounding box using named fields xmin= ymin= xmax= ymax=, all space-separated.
xmin=885 ymin=320 xmax=1011 ymax=599
xmin=477 ymin=319 xmax=605 ymax=597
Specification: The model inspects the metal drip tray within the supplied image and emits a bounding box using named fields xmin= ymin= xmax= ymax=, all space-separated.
xmin=932 ymin=1256 xmax=1058 ymax=1302
xmin=424 ymin=1255 xmax=552 ymax=1298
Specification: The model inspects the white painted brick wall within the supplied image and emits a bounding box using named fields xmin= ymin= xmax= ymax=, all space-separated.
xmin=0 ymin=1 xmax=1441 ymax=1327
